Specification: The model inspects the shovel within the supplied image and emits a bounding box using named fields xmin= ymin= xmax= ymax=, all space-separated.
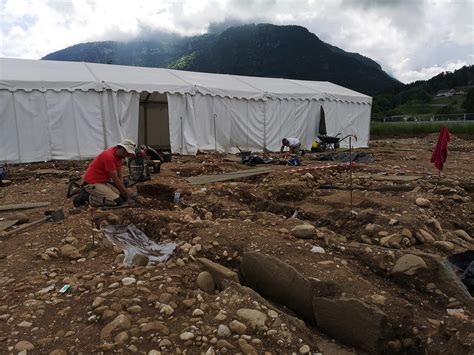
xmin=1 ymin=209 xmax=66 ymax=238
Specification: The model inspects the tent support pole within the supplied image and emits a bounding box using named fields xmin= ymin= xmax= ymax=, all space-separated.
xmin=180 ymin=116 xmax=183 ymax=155
xmin=42 ymin=92 xmax=53 ymax=160
xmin=99 ymin=91 xmax=108 ymax=150
xmin=143 ymin=93 xmax=151 ymax=146
xmin=213 ymin=114 xmax=217 ymax=152
xmin=11 ymin=92 xmax=21 ymax=162
xmin=263 ymin=101 xmax=267 ymax=151
xmin=70 ymin=92 xmax=82 ymax=159
xmin=349 ymin=135 xmax=353 ymax=209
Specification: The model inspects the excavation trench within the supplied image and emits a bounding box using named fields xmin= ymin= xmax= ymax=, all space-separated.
xmin=133 ymin=182 xmax=428 ymax=353
xmin=199 ymin=249 xmax=426 ymax=355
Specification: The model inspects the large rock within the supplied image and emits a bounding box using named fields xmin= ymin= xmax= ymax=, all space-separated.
xmin=229 ymin=320 xmax=247 ymax=334
xmin=131 ymin=253 xmax=149 ymax=267
xmin=454 ymin=229 xmax=472 ymax=242
xmin=391 ymin=254 xmax=427 ymax=276
xmin=434 ymin=241 xmax=455 ymax=252
xmin=379 ymin=234 xmax=403 ymax=248
xmin=418 ymin=229 xmax=435 ymax=242
xmin=241 ymin=251 xmax=318 ymax=323
xmin=415 ymin=197 xmax=430 ymax=207
xmin=196 ymin=271 xmax=215 ymax=293
xmin=59 ymin=244 xmax=81 ymax=259
xmin=241 ymin=251 xmax=336 ymax=323
xmin=217 ymin=324 xmax=231 ymax=337
xmin=179 ymin=331 xmax=194 ymax=341
xmin=10 ymin=212 xmax=29 ymax=224
xmin=139 ymin=321 xmax=169 ymax=335
xmin=100 ymin=314 xmax=131 ymax=339
xmin=312 ymin=297 xmax=390 ymax=353
xmin=197 ymin=257 xmax=239 ymax=289
xmin=291 ymin=224 xmax=316 ymax=239
xmin=238 ymin=339 xmax=258 ymax=355
xmin=15 ymin=341 xmax=35 ymax=351
xmin=236 ymin=309 xmax=268 ymax=329
xmin=356 ymin=209 xmax=377 ymax=223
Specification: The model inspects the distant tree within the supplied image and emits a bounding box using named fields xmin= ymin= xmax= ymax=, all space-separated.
xmin=371 ymin=101 xmax=383 ymax=119
xmin=462 ymin=88 xmax=474 ymax=112
xmin=373 ymin=96 xmax=392 ymax=113
xmin=417 ymin=90 xmax=432 ymax=103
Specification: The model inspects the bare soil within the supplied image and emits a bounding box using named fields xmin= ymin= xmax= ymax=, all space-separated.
xmin=1 ymin=135 xmax=473 ymax=354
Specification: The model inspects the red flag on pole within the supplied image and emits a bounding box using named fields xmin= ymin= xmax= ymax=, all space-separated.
xmin=431 ymin=127 xmax=450 ymax=172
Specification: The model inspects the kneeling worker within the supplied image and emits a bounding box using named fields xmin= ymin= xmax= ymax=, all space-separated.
xmin=82 ymin=139 xmax=136 ymax=207
xmin=280 ymin=137 xmax=301 ymax=154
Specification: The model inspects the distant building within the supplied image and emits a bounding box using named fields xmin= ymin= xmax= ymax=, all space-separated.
xmin=435 ymin=89 xmax=456 ymax=97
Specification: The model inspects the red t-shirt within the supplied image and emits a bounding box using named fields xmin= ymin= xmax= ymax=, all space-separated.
xmin=83 ymin=147 xmax=123 ymax=184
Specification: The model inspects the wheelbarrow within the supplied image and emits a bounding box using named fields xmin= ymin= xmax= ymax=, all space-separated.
xmin=1 ymin=209 xmax=66 ymax=237
xmin=317 ymin=134 xmax=342 ymax=150
xmin=317 ymin=134 xmax=357 ymax=151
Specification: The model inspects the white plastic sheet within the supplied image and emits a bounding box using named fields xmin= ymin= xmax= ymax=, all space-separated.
xmin=101 ymin=224 xmax=176 ymax=265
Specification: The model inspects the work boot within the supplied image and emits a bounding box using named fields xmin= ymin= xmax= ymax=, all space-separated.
xmin=73 ymin=189 xmax=90 ymax=207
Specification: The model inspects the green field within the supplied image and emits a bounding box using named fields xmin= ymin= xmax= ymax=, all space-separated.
xmin=370 ymin=121 xmax=474 ymax=136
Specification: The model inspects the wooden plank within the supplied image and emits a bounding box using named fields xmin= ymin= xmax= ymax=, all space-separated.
xmin=0 ymin=202 xmax=51 ymax=212
xmin=186 ymin=167 xmax=274 ymax=185
xmin=0 ymin=220 xmax=18 ymax=232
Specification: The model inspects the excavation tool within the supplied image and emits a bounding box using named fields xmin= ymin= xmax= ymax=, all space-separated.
xmin=1 ymin=209 xmax=65 ymax=237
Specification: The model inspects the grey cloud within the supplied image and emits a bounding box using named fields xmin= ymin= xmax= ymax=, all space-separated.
xmin=46 ymin=0 xmax=75 ymax=14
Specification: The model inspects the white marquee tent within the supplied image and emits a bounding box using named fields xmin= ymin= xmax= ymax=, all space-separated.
xmin=0 ymin=57 xmax=372 ymax=163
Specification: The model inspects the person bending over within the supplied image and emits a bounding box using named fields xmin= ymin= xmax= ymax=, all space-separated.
xmin=280 ymin=137 xmax=301 ymax=154
xmin=82 ymin=139 xmax=136 ymax=207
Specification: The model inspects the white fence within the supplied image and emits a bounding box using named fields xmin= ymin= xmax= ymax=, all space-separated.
xmin=374 ymin=113 xmax=474 ymax=123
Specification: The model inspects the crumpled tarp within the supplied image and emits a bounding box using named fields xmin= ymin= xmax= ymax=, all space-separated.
xmin=101 ymin=224 xmax=176 ymax=265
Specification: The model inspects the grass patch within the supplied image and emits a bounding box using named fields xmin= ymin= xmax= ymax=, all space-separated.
xmin=370 ymin=121 xmax=474 ymax=136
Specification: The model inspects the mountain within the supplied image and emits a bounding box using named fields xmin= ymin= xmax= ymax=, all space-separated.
xmin=43 ymin=24 xmax=401 ymax=95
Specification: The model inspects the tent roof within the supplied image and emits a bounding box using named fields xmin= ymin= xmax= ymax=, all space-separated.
xmin=0 ymin=57 xmax=372 ymax=104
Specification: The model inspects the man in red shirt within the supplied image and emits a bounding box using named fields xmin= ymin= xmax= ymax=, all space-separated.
xmin=82 ymin=139 xmax=136 ymax=207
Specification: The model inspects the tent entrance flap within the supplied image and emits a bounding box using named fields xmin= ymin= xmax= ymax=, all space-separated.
xmin=319 ymin=106 xmax=327 ymax=135
xmin=138 ymin=93 xmax=170 ymax=150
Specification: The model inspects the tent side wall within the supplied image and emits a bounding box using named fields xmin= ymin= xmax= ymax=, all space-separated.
xmin=322 ymin=100 xmax=371 ymax=148
xmin=166 ymin=93 xmax=369 ymax=154
xmin=0 ymin=89 xmax=140 ymax=163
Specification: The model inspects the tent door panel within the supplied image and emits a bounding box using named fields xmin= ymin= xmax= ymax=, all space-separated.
xmin=143 ymin=102 xmax=170 ymax=149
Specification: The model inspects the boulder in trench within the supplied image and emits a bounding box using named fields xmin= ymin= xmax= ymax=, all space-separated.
xmin=198 ymin=257 xmax=239 ymax=289
xmin=391 ymin=254 xmax=428 ymax=276
xmin=312 ymin=296 xmax=391 ymax=353
xmin=241 ymin=251 xmax=334 ymax=324
xmin=197 ymin=271 xmax=215 ymax=293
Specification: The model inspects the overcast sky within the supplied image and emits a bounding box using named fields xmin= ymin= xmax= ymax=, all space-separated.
xmin=1 ymin=0 xmax=473 ymax=83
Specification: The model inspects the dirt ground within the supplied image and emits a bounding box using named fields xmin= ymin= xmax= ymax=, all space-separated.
xmin=1 ymin=135 xmax=473 ymax=355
